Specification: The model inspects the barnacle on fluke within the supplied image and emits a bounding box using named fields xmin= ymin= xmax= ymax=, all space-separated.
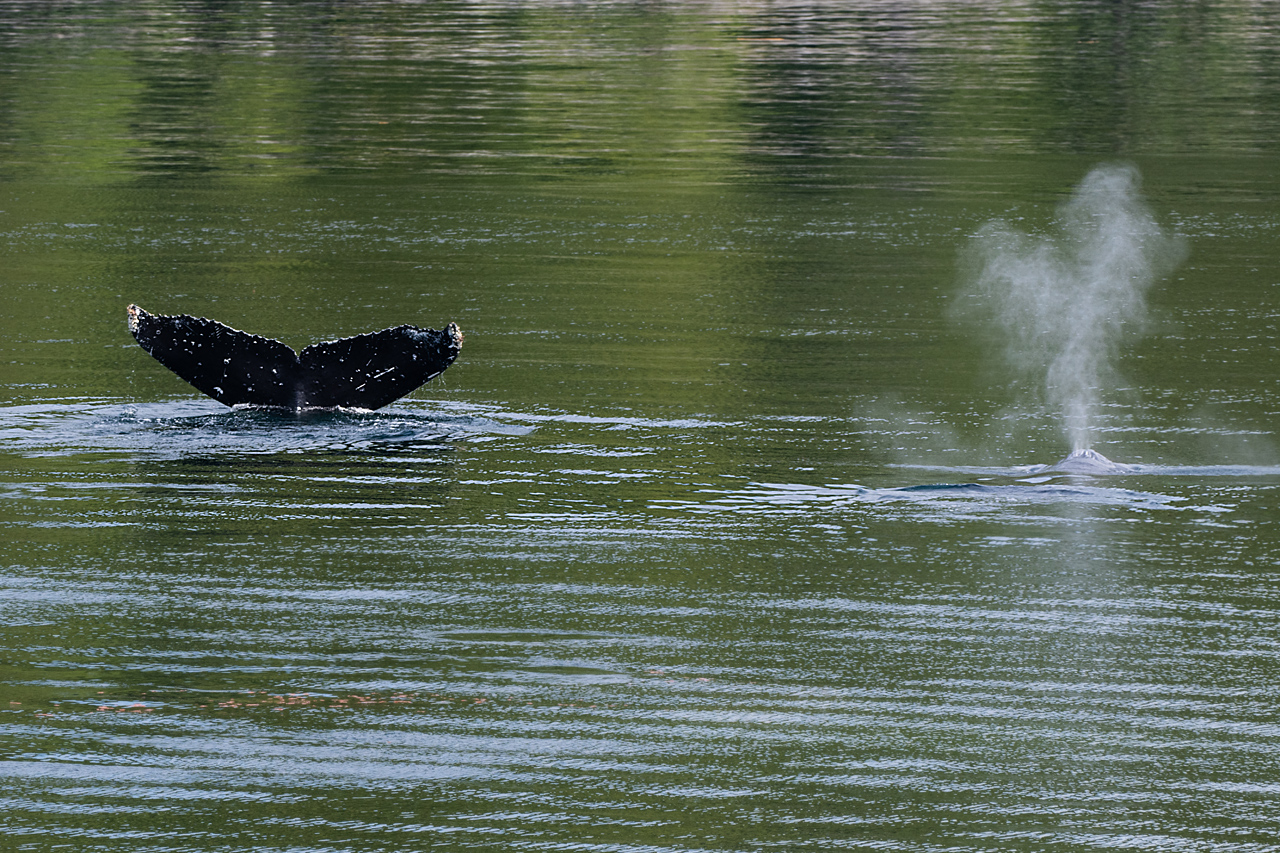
xmin=127 ymin=304 xmax=463 ymax=411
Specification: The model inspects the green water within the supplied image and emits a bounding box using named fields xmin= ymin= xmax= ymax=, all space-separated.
xmin=2 ymin=3 xmax=1280 ymax=851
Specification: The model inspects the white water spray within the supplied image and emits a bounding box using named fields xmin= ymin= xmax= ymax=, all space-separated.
xmin=959 ymin=164 xmax=1184 ymax=455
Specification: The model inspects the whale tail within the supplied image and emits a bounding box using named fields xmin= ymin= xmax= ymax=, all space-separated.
xmin=127 ymin=304 xmax=463 ymax=411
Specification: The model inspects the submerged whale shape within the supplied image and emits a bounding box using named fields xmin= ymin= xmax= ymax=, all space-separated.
xmin=127 ymin=304 xmax=463 ymax=411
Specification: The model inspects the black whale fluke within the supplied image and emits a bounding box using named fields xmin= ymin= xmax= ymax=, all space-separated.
xmin=127 ymin=304 xmax=463 ymax=411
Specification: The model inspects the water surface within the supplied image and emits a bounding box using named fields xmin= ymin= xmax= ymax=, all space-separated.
xmin=3 ymin=3 xmax=1280 ymax=851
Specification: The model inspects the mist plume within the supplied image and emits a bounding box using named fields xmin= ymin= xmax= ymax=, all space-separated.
xmin=958 ymin=164 xmax=1184 ymax=452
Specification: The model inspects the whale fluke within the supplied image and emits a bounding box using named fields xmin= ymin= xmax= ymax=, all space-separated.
xmin=127 ymin=304 xmax=463 ymax=411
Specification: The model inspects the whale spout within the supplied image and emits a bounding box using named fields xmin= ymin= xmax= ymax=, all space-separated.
xmin=127 ymin=304 xmax=463 ymax=411
xmin=1047 ymin=447 xmax=1134 ymax=475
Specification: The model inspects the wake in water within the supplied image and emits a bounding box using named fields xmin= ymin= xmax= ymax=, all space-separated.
xmin=956 ymin=163 xmax=1186 ymax=463
xmin=654 ymin=476 xmax=1205 ymax=519
xmin=0 ymin=400 xmax=528 ymax=460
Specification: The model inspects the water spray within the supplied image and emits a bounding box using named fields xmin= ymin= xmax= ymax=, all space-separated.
xmin=958 ymin=164 xmax=1184 ymax=468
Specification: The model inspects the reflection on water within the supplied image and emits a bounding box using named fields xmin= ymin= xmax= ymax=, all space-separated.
xmin=3 ymin=2 xmax=1280 ymax=852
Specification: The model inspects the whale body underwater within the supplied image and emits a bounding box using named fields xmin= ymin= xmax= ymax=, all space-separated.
xmin=127 ymin=304 xmax=463 ymax=411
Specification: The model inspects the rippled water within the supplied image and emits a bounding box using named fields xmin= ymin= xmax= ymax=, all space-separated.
xmin=3 ymin=3 xmax=1280 ymax=852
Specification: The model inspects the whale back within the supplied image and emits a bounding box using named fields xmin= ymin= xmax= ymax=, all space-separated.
xmin=1049 ymin=448 xmax=1134 ymax=475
